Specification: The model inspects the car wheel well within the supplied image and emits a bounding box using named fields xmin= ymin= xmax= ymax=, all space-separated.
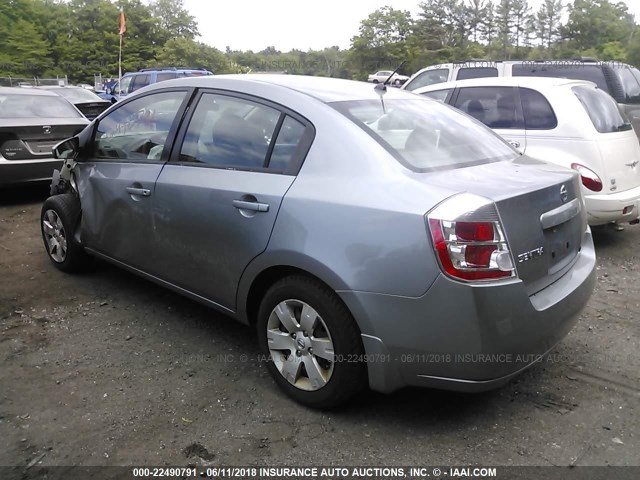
xmin=245 ymin=266 xmax=348 ymax=326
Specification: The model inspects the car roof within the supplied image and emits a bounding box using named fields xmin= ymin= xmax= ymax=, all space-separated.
xmin=38 ymin=85 xmax=84 ymax=90
xmin=414 ymin=76 xmax=596 ymax=92
xmin=145 ymin=74 xmax=419 ymax=102
xmin=0 ymin=86 xmax=61 ymax=96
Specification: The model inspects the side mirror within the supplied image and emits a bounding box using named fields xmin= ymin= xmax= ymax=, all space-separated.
xmin=53 ymin=137 xmax=79 ymax=160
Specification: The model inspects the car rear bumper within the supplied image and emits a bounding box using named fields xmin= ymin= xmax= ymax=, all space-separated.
xmin=584 ymin=185 xmax=640 ymax=225
xmin=339 ymin=229 xmax=596 ymax=394
xmin=0 ymin=158 xmax=61 ymax=187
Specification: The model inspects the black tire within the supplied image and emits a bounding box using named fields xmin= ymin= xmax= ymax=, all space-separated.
xmin=41 ymin=193 xmax=91 ymax=273
xmin=257 ymin=275 xmax=367 ymax=409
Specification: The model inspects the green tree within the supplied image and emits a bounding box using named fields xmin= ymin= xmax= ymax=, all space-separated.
xmin=565 ymin=0 xmax=634 ymax=51
xmin=6 ymin=18 xmax=51 ymax=75
xmin=155 ymin=38 xmax=230 ymax=73
xmin=535 ymin=0 xmax=564 ymax=50
xmin=495 ymin=0 xmax=516 ymax=58
xmin=149 ymin=0 xmax=199 ymax=43
xmin=350 ymin=6 xmax=413 ymax=78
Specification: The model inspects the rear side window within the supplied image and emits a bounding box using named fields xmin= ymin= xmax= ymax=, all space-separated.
xmin=404 ymin=69 xmax=449 ymax=91
xmin=453 ymin=87 xmax=523 ymax=129
xmin=178 ymin=93 xmax=280 ymax=170
xmin=421 ymin=89 xmax=450 ymax=102
xmin=520 ymin=88 xmax=557 ymax=130
xmin=617 ymin=67 xmax=640 ymax=104
xmin=456 ymin=67 xmax=498 ymax=80
xmin=512 ymin=64 xmax=610 ymax=92
xmin=270 ymin=116 xmax=306 ymax=171
xmin=156 ymin=72 xmax=178 ymax=83
xmin=572 ymin=85 xmax=632 ymax=133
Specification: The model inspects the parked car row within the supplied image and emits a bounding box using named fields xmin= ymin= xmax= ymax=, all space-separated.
xmin=400 ymin=59 xmax=640 ymax=142
xmin=39 ymin=74 xmax=597 ymax=409
xmin=415 ymin=77 xmax=640 ymax=226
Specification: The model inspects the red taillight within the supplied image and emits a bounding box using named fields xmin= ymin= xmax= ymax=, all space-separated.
xmin=427 ymin=195 xmax=515 ymax=282
xmin=571 ymin=163 xmax=603 ymax=192
xmin=455 ymin=221 xmax=494 ymax=242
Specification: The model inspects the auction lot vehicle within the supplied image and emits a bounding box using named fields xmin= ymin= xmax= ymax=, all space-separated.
xmin=403 ymin=60 xmax=640 ymax=141
xmin=0 ymin=87 xmax=89 ymax=187
xmin=104 ymin=67 xmax=214 ymax=102
xmin=415 ymin=77 xmax=640 ymax=226
xmin=38 ymin=85 xmax=111 ymax=120
xmin=367 ymin=70 xmax=409 ymax=86
xmin=41 ymin=75 xmax=596 ymax=408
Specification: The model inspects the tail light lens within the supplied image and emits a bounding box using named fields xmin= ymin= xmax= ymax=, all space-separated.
xmin=427 ymin=194 xmax=515 ymax=282
xmin=571 ymin=163 xmax=602 ymax=192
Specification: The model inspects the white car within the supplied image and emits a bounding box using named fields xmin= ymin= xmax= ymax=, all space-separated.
xmin=367 ymin=70 xmax=409 ymax=86
xmin=415 ymin=77 xmax=640 ymax=226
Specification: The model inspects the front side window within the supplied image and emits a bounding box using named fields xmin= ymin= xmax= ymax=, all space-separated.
xmin=179 ymin=93 xmax=281 ymax=170
xmin=572 ymin=85 xmax=632 ymax=133
xmin=520 ymin=88 xmax=557 ymax=130
xmin=332 ymin=98 xmax=517 ymax=172
xmin=404 ymin=69 xmax=450 ymax=91
xmin=93 ymin=91 xmax=187 ymax=161
xmin=130 ymin=74 xmax=150 ymax=92
xmin=420 ymin=89 xmax=451 ymax=102
xmin=118 ymin=76 xmax=133 ymax=94
xmin=617 ymin=67 xmax=640 ymax=104
xmin=456 ymin=67 xmax=499 ymax=80
xmin=453 ymin=87 xmax=523 ymax=129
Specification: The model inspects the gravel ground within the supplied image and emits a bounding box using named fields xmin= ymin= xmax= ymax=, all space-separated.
xmin=1 ymin=185 xmax=639 ymax=470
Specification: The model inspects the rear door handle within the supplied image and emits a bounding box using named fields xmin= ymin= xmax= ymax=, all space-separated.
xmin=126 ymin=187 xmax=151 ymax=197
xmin=233 ymin=200 xmax=269 ymax=212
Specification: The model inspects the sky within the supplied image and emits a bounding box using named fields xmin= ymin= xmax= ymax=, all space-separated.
xmin=183 ymin=0 xmax=640 ymax=52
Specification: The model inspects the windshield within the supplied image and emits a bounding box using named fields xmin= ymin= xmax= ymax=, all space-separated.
xmin=331 ymin=98 xmax=517 ymax=172
xmin=0 ymin=93 xmax=82 ymax=118
xmin=572 ymin=85 xmax=632 ymax=133
xmin=54 ymin=87 xmax=102 ymax=103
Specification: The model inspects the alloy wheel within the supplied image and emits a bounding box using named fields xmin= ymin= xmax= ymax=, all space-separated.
xmin=266 ymin=299 xmax=335 ymax=391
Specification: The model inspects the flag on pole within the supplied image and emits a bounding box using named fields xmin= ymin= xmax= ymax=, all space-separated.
xmin=118 ymin=7 xmax=126 ymax=35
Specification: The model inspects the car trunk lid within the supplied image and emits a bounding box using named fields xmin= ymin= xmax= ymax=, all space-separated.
xmin=0 ymin=120 xmax=87 ymax=160
xmin=422 ymin=158 xmax=587 ymax=295
xmin=595 ymin=131 xmax=640 ymax=194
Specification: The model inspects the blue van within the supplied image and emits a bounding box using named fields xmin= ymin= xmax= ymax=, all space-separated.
xmin=103 ymin=67 xmax=213 ymax=102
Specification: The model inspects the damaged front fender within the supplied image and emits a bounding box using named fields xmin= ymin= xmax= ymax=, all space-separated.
xmin=50 ymin=157 xmax=78 ymax=196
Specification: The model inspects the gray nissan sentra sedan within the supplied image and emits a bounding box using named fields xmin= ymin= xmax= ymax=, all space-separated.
xmin=41 ymin=75 xmax=596 ymax=408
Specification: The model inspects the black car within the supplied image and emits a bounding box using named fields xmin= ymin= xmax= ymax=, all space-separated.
xmin=39 ymin=86 xmax=111 ymax=120
xmin=0 ymin=87 xmax=89 ymax=186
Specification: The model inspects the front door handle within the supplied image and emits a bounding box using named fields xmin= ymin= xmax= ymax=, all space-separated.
xmin=126 ymin=187 xmax=151 ymax=197
xmin=233 ymin=199 xmax=269 ymax=212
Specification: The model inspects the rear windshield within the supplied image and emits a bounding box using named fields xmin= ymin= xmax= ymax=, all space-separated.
xmin=331 ymin=98 xmax=517 ymax=172
xmin=0 ymin=93 xmax=82 ymax=118
xmin=572 ymin=85 xmax=632 ymax=133
xmin=53 ymin=87 xmax=102 ymax=103
xmin=512 ymin=64 xmax=610 ymax=92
